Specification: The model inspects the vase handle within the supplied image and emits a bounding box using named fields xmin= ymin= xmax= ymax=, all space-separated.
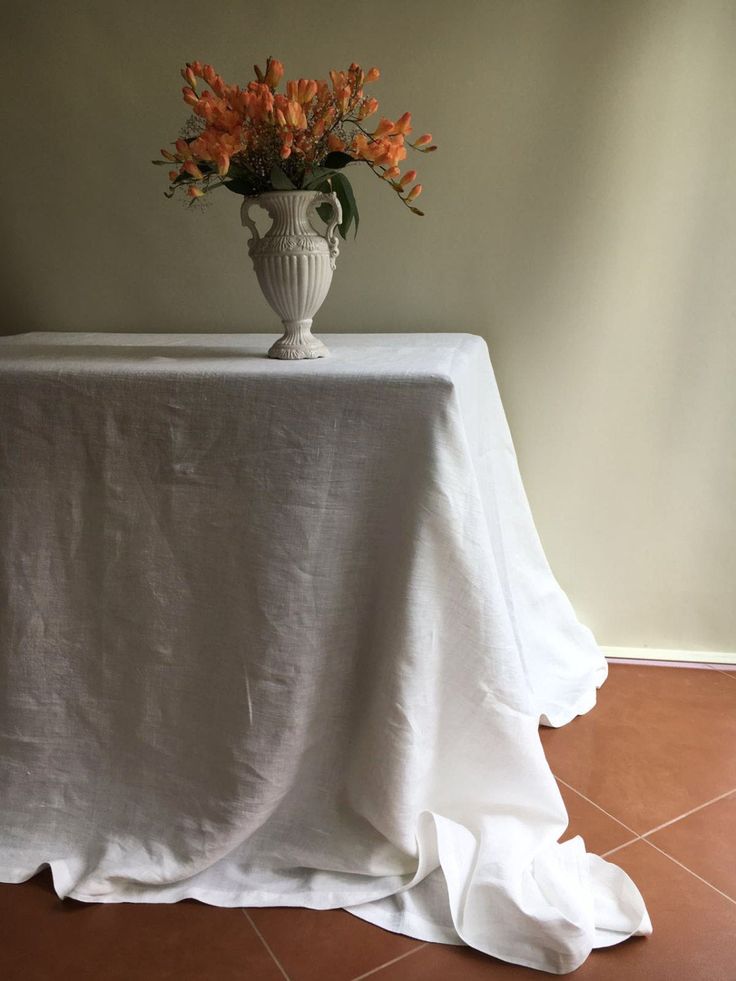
xmin=240 ymin=197 xmax=261 ymax=252
xmin=310 ymin=191 xmax=342 ymax=269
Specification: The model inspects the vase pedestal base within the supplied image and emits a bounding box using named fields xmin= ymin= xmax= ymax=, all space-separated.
xmin=268 ymin=320 xmax=329 ymax=360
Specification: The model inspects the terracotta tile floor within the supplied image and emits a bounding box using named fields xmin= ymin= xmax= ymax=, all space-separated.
xmin=2 ymin=662 xmax=735 ymax=980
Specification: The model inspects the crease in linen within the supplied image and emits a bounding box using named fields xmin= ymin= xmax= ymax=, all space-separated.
xmin=0 ymin=332 xmax=650 ymax=974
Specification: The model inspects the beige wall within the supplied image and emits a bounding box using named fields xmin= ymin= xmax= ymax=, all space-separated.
xmin=3 ymin=1 xmax=735 ymax=652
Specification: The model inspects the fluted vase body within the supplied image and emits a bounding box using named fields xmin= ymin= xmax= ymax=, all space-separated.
xmin=241 ymin=190 xmax=342 ymax=360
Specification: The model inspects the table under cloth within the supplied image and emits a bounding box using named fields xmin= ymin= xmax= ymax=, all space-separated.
xmin=0 ymin=332 xmax=650 ymax=973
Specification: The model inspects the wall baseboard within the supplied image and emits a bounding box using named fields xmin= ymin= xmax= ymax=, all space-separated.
xmin=601 ymin=646 xmax=735 ymax=666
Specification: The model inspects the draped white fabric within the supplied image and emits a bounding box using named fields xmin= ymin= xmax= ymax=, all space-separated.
xmin=0 ymin=333 xmax=651 ymax=974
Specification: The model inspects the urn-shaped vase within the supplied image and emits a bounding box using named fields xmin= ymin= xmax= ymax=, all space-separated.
xmin=241 ymin=190 xmax=342 ymax=360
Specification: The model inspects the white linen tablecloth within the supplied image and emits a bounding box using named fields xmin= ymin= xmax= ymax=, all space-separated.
xmin=0 ymin=332 xmax=650 ymax=973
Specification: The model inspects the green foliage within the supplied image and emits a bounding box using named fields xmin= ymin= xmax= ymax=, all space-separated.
xmin=330 ymin=171 xmax=359 ymax=238
xmin=269 ymin=164 xmax=296 ymax=190
xmin=322 ymin=151 xmax=354 ymax=170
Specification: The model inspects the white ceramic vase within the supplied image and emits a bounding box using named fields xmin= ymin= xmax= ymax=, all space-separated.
xmin=241 ymin=190 xmax=342 ymax=360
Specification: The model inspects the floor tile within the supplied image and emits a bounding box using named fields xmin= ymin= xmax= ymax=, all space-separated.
xmin=647 ymin=791 xmax=736 ymax=900
xmin=0 ymin=869 xmax=283 ymax=981
xmin=541 ymin=664 xmax=736 ymax=833
xmin=368 ymin=840 xmax=736 ymax=980
xmin=247 ymin=906 xmax=421 ymax=981
xmin=556 ymin=778 xmax=636 ymax=855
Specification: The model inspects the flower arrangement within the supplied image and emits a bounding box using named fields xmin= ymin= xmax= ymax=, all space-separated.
xmin=153 ymin=56 xmax=436 ymax=237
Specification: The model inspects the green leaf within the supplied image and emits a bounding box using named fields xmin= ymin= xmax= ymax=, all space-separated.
xmin=269 ymin=164 xmax=296 ymax=190
xmin=302 ymin=166 xmax=337 ymax=190
xmin=330 ymin=171 xmax=359 ymax=239
xmin=224 ymin=179 xmax=258 ymax=196
xmin=322 ymin=151 xmax=355 ymax=170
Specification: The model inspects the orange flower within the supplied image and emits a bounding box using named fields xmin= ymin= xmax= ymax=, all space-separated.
xmin=183 ymin=160 xmax=203 ymax=179
xmin=392 ymin=112 xmax=412 ymax=135
xmin=358 ymin=97 xmax=379 ymax=120
xmin=405 ymin=184 xmax=423 ymax=202
xmin=365 ymin=67 xmax=380 ymax=82
xmin=338 ymin=85 xmax=351 ymax=112
xmin=285 ymin=100 xmax=307 ymax=129
xmin=327 ymin=133 xmax=346 ymax=152
xmin=174 ymin=138 xmax=192 ymax=159
xmin=329 ymin=69 xmax=347 ymax=92
xmin=371 ymin=117 xmax=394 ymax=139
xmin=264 ymin=58 xmax=284 ymax=88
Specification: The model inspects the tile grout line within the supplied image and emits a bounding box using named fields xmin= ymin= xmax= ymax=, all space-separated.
xmin=557 ymin=777 xmax=736 ymax=858
xmin=555 ymin=777 xmax=640 ymax=837
xmin=636 ymin=786 xmax=736 ymax=840
xmin=601 ymin=835 xmax=642 ymax=858
xmin=241 ymin=909 xmax=292 ymax=981
xmin=641 ymin=838 xmax=736 ymax=906
xmin=348 ymin=943 xmax=429 ymax=981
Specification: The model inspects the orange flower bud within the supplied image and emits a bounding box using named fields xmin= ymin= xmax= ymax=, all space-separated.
xmin=202 ymin=64 xmax=217 ymax=86
xmin=286 ymin=100 xmax=307 ymax=129
xmin=405 ymin=184 xmax=423 ymax=203
xmin=365 ymin=67 xmax=380 ymax=82
xmin=338 ymin=85 xmax=351 ymax=112
xmin=399 ymin=169 xmax=417 ymax=187
xmin=264 ymin=58 xmax=284 ymax=88
xmin=384 ymin=166 xmax=400 ymax=180
xmin=161 ymin=148 xmax=176 ymax=161
xmin=168 ymin=170 xmax=179 ymax=182
xmin=175 ymin=138 xmax=192 ymax=159
xmin=393 ymin=112 xmax=412 ymax=135
xmin=182 ymin=86 xmax=198 ymax=106
xmin=415 ymin=133 xmax=432 ymax=147
xmin=187 ymin=186 xmax=204 ymax=198
xmin=217 ymin=153 xmax=230 ymax=176
xmin=276 ymin=108 xmax=287 ymax=127
xmin=280 ymin=144 xmax=292 ymax=159
xmin=327 ymin=133 xmax=345 ymax=152
xmin=183 ymin=160 xmax=203 ymax=179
